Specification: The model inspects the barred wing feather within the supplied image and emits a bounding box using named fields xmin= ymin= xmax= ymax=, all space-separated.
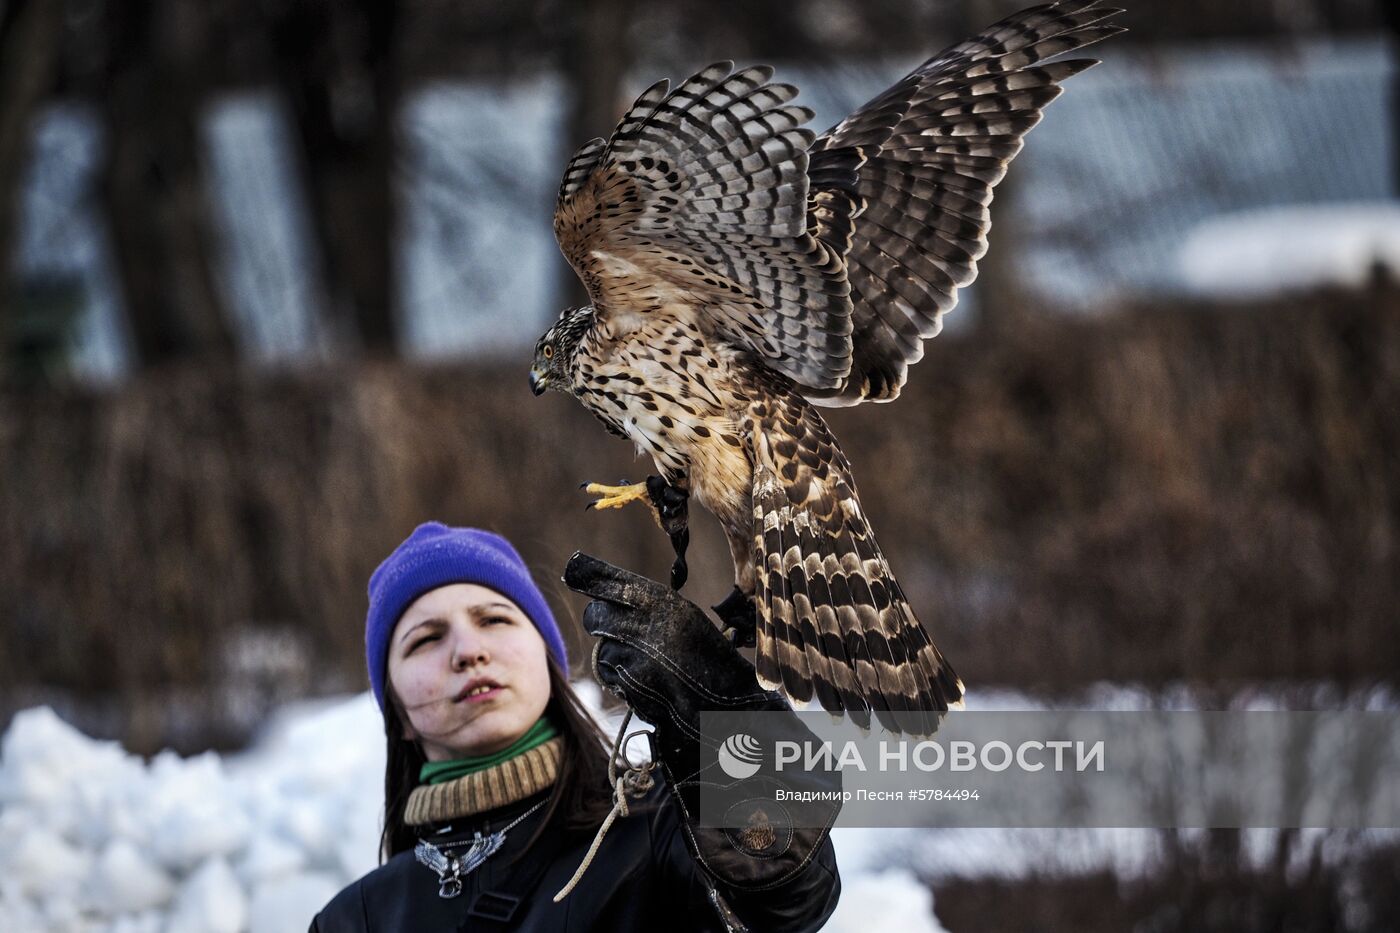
xmin=554 ymin=63 xmax=857 ymax=390
xmin=804 ymin=0 xmax=1125 ymax=405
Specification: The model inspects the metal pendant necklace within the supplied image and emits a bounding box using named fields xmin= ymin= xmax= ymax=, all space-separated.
xmin=414 ymin=798 xmax=548 ymax=899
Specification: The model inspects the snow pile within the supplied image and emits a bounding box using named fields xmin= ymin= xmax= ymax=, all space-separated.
xmin=1178 ymin=202 xmax=1400 ymax=299
xmin=0 ymin=688 xmax=950 ymax=932
xmin=826 ymin=827 xmax=949 ymax=933
xmin=0 ymin=697 xmax=380 ymax=933
xmin=823 ymin=867 xmax=946 ymax=933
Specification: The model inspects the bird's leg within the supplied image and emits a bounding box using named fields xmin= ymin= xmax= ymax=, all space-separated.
xmin=581 ymin=475 xmax=690 ymax=589
xmin=713 ymin=586 xmax=756 ymax=648
xmin=645 ymin=475 xmax=690 ymax=591
xmin=581 ymin=479 xmax=651 ymax=512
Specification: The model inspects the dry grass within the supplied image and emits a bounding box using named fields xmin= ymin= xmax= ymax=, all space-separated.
xmin=1 ymin=284 xmax=1397 ymax=750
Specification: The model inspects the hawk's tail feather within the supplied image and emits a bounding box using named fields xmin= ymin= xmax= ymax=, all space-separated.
xmin=890 ymin=573 xmax=967 ymax=713
xmin=838 ymin=522 xmax=954 ymax=736
xmin=751 ymin=400 xmax=962 ymax=735
xmin=755 ymin=494 xmax=868 ymax=722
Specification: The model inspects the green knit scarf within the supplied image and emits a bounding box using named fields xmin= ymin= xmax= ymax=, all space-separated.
xmin=418 ymin=715 xmax=560 ymax=785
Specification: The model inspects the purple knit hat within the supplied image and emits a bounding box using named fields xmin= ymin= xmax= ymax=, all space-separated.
xmin=365 ymin=522 xmax=568 ymax=711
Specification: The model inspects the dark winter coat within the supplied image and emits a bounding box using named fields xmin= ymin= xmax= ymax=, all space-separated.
xmin=309 ymin=775 xmax=840 ymax=932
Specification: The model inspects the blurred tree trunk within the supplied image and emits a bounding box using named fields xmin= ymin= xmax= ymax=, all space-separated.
xmin=98 ymin=0 xmax=239 ymax=369
xmin=556 ymin=0 xmax=635 ymax=308
xmin=0 ymin=0 xmax=66 ymax=374
xmin=264 ymin=0 xmax=401 ymax=354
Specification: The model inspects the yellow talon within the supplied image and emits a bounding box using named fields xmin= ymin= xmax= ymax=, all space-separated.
xmin=583 ymin=481 xmax=650 ymax=511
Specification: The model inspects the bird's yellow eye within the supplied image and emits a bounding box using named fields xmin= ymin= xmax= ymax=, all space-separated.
xmin=543 ymin=345 xmax=554 ymax=359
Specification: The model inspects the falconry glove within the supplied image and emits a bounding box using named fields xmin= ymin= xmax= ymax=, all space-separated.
xmin=562 ymin=552 xmax=841 ymax=893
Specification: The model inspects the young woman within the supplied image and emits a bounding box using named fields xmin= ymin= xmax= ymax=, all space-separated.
xmin=310 ymin=522 xmax=841 ymax=931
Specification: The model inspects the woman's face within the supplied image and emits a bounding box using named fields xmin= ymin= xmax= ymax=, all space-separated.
xmin=387 ymin=583 xmax=551 ymax=761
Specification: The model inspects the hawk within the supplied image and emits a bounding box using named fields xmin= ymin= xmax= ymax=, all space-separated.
xmin=530 ymin=1 xmax=1123 ymax=733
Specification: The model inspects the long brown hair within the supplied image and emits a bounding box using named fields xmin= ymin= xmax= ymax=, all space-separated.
xmin=379 ymin=656 xmax=615 ymax=861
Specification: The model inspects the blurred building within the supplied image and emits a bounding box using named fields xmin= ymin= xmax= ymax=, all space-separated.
xmin=10 ymin=37 xmax=1395 ymax=382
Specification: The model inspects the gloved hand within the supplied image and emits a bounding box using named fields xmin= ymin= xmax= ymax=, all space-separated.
xmin=562 ymin=552 xmax=841 ymax=893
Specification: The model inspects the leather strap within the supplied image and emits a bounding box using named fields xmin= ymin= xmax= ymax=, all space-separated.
xmin=465 ymin=809 xmax=569 ymax=930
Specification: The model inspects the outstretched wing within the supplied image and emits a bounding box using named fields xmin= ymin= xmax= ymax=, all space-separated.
xmin=554 ymin=64 xmax=856 ymax=390
xmin=805 ymin=0 xmax=1126 ymax=406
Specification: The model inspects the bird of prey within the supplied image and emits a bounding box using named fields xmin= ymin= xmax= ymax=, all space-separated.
xmin=530 ymin=1 xmax=1123 ymax=732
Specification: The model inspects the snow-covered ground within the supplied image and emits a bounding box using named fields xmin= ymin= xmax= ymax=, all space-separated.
xmin=0 ymin=685 xmax=948 ymax=933
xmin=1178 ymin=202 xmax=1400 ymax=299
xmin=6 ymin=681 xmax=1395 ymax=931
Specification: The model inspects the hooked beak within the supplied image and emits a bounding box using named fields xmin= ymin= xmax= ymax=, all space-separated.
xmin=529 ymin=368 xmax=547 ymax=396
